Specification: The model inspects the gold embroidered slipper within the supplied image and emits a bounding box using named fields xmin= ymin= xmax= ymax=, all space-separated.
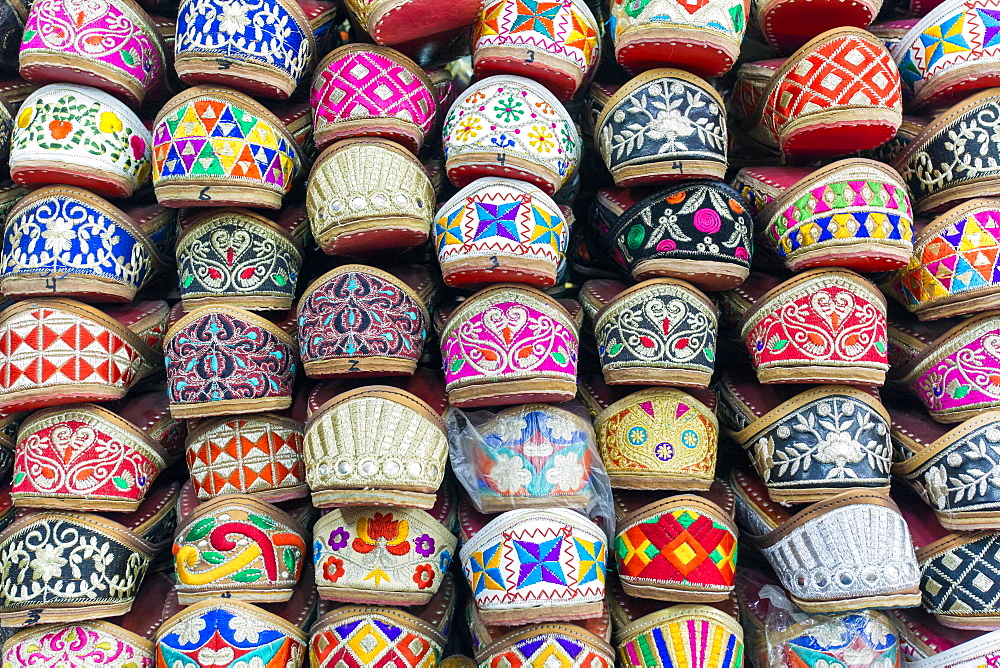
xmin=893 ymin=403 xmax=1000 ymax=531
xmin=730 ymin=467 xmax=921 ymax=614
xmin=613 ymin=482 xmax=738 ymax=603
xmin=732 ymin=27 xmax=902 ymax=160
xmin=717 ymin=366 xmax=892 ymax=503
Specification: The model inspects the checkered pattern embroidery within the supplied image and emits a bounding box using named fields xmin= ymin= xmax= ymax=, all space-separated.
xmin=311 ymin=51 xmax=436 ymax=136
xmin=311 ymin=612 xmax=442 ymax=668
xmin=762 ymin=34 xmax=901 ymax=142
xmin=921 ymin=533 xmax=1000 ymax=616
xmin=0 ymin=305 xmax=152 ymax=399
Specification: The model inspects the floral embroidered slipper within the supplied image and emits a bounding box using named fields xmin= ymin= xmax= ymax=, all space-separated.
xmin=732 ymin=27 xmax=902 ymax=160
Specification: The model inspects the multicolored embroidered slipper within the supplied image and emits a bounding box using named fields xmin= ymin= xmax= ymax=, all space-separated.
xmin=751 ymin=0 xmax=882 ymax=53
xmin=893 ymin=0 xmax=1000 ymax=111
xmin=11 ymin=402 xmax=170 ymax=512
xmin=342 ymin=0 xmax=480 ymax=46
xmin=593 ymin=182 xmax=753 ymax=291
xmin=311 ymin=572 xmax=456 ymax=668
xmin=583 ymin=371 xmax=718 ymax=490
xmin=459 ymin=505 xmax=606 ymax=625
xmin=889 ymin=199 xmax=1000 ymax=321
xmin=304 ymin=385 xmax=447 ymax=509
xmin=901 ymin=496 xmax=1000 ymax=631
xmin=185 ymin=412 xmax=306 ymax=503
xmin=10 ymin=84 xmax=152 ymax=198
xmin=613 ymin=483 xmax=737 ymax=603
xmin=475 ymin=624 xmax=615 ymax=668
xmin=0 ymin=509 xmax=155 ymax=626
xmin=895 ymin=311 xmax=1000 ymax=423
xmin=467 ymin=596 xmax=611 ymax=657
xmin=717 ymin=367 xmax=892 ymax=503
xmin=441 ymin=75 xmax=580 ymax=197
xmin=471 ymin=0 xmax=600 ymax=100
xmin=435 ymin=177 xmax=569 ymax=289
xmin=0 ymin=186 xmax=170 ymax=303
xmin=610 ymin=591 xmax=744 ymax=668
xmin=737 ymin=568 xmax=903 ymax=667
xmin=174 ymin=0 xmax=329 ymax=99
xmin=19 ymin=0 xmax=165 ymax=108
xmin=164 ymin=305 xmax=297 ymax=418
xmin=156 ymin=598 xmax=309 ymax=668
xmin=731 ymin=165 xmax=811 ymax=217
xmin=307 ymin=139 xmax=434 ymax=257
xmin=0 ymin=298 xmax=162 ymax=413
xmin=738 ymin=267 xmax=889 ymax=385
xmin=152 ymin=86 xmax=304 ymax=209
xmin=596 ymin=69 xmax=727 ymax=187
xmin=892 ymin=90 xmax=1000 ymax=214
xmin=758 ymin=158 xmax=914 ymax=272
xmin=297 ymin=264 xmax=430 ymax=378
xmin=730 ymin=468 xmax=921 ymax=614
xmin=2 ymin=617 xmax=157 ymax=667
xmin=893 ymin=607 xmax=1000 ymax=665
xmin=609 ymin=0 xmax=746 ymax=77
xmin=439 ymin=284 xmax=579 ymax=407
xmin=175 ymin=208 xmax=302 ymax=311
xmin=583 ymin=278 xmax=718 ymax=387
xmin=731 ymin=27 xmax=902 ymax=159
xmin=312 ymin=487 xmax=458 ymax=606
xmin=172 ymin=494 xmax=307 ymax=604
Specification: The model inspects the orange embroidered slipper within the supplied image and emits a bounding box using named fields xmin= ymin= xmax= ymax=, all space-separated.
xmin=732 ymin=27 xmax=902 ymax=160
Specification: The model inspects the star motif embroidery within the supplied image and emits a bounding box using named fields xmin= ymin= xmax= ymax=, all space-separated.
xmin=477 ymin=0 xmax=505 ymax=37
xmin=435 ymin=208 xmax=464 ymax=251
xmin=510 ymin=0 xmax=563 ymax=39
xmin=918 ymin=13 xmax=970 ymax=68
xmin=564 ymin=9 xmax=596 ymax=63
xmin=470 ymin=543 xmax=505 ymax=594
xmin=529 ymin=206 xmax=564 ymax=246
xmin=574 ymin=537 xmax=606 ymax=585
xmin=978 ymin=8 xmax=1000 ymax=48
xmin=514 ymin=535 xmax=567 ymax=587
xmin=474 ymin=202 xmax=521 ymax=241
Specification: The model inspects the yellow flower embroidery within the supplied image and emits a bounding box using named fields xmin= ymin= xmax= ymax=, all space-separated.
xmin=16 ymin=107 xmax=32 ymax=129
xmin=454 ymin=116 xmax=484 ymax=142
xmin=99 ymin=112 xmax=123 ymax=133
xmin=528 ymin=126 xmax=555 ymax=152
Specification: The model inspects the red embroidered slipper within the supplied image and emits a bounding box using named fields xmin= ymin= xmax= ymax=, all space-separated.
xmin=753 ymin=0 xmax=882 ymax=53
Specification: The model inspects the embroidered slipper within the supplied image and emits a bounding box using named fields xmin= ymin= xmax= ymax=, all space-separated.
xmin=758 ymin=158 xmax=914 ymax=272
xmin=152 ymin=86 xmax=304 ymax=209
xmin=613 ymin=482 xmax=738 ymax=603
xmin=19 ymin=0 xmax=165 ymax=108
xmin=11 ymin=402 xmax=171 ymax=512
xmin=475 ymin=624 xmax=615 ymax=667
xmin=10 ymin=84 xmax=152 ymax=198
xmin=459 ymin=504 xmax=606 ymax=625
xmin=0 ymin=509 xmax=155 ymax=626
xmin=730 ymin=468 xmax=921 ymax=613
xmin=752 ymin=0 xmax=882 ymax=53
xmin=732 ymin=27 xmax=902 ymax=160
xmin=472 ymin=0 xmax=600 ymax=101
xmin=886 ymin=308 xmax=954 ymax=374
xmin=0 ymin=412 xmax=21 ymax=480
xmin=583 ymin=278 xmax=718 ymax=387
xmin=0 ymin=298 xmax=162 ymax=413
xmin=342 ymin=0 xmax=481 ymax=46
xmin=435 ymin=177 xmax=569 ymax=289
xmin=717 ymin=367 xmax=892 ymax=503
xmin=306 ymin=139 xmax=434 ymax=257
xmin=894 ymin=0 xmax=1000 ymax=111
xmin=297 ymin=264 xmax=430 ymax=379
xmin=175 ymin=208 xmax=302 ymax=312
xmin=439 ymin=284 xmax=579 ymax=407
xmin=610 ymin=591 xmax=744 ymax=668
xmin=739 ymin=267 xmax=889 ymax=385
xmin=304 ymin=385 xmax=447 ymax=509
xmin=311 ymin=572 xmax=456 ymax=668
xmin=896 ymin=311 xmax=1000 ymax=423
xmin=0 ymin=0 xmax=25 ymax=71
xmin=597 ymin=69 xmax=727 ymax=187
xmin=609 ymin=0 xmax=747 ymax=78
xmin=732 ymin=165 xmax=811 ymax=217
xmin=893 ymin=90 xmax=1000 ymax=215
xmin=156 ymin=598 xmax=308 ymax=668
xmin=164 ymin=305 xmax=297 ymax=418
xmin=185 ymin=413 xmax=306 ymax=503
xmin=893 ymin=403 xmax=1000 ymax=531
xmin=593 ymin=182 xmax=754 ymax=291
xmin=893 ymin=607 xmax=1000 ymax=664
xmin=441 ymin=75 xmax=580 ymax=197
xmin=0 ymin=186 xmax=170 ymax=303
xmin=901 ymin=496 xmax=1000 ymax=631
xmin=312 ymin=487 xmax=458 ymax=606
xmin=310 ymin=45 xmax=436 ymax=154
xmin=585 ymin=372 xmax=719 ymax=490
xmin=174 ymin=0 xmax=328 ymax=99
xmin=467 ymin=597 xmax=611 ymax=657
xmin=890 ymin=199 xmax=1000 ymax=321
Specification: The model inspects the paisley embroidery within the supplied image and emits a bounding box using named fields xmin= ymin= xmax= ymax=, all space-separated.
xmin=2 ymin=622 xmax=153 ymax=668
